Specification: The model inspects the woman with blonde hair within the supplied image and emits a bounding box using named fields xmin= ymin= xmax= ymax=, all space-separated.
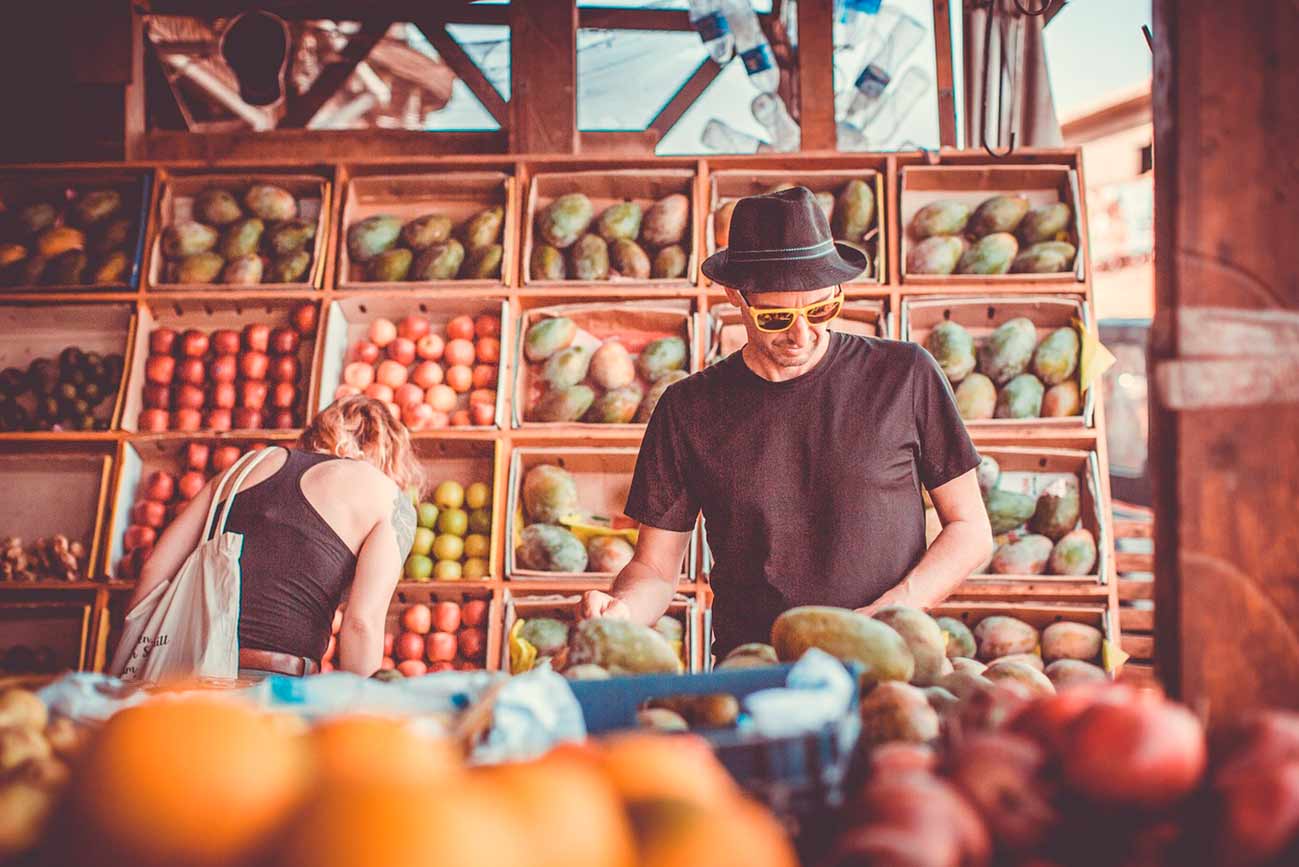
xmin=122 ymin=396 xmax=422 ymax=678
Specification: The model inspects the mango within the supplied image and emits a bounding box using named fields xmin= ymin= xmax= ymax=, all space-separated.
xmin=957 ymin=232 xmax=1018 ymax=275
xmin=221 ymin=253 xmax=264 ymax=285
xmin=1031 ymin=326 xmax=1080 ymax=386
xmin=194 ymin=188 xmax=242 ymax=226
xmin=638 ymin=709 xmax=689 ymax=732
xmin=1042 ymin=380 xmax=1082 ymax=417
xmin=402 ymin=213 xmax=453 ymax=251
xmin=718 ymin=643 xmax=779 ymax=670
xmin=985 ymin=489 xmax=1036 ymax=534
xmin=984 ymin=660 xmax=1055 ymax=698
xmin=92 ymin=218 xmax=133 ymax=255
xmin=516 ymin=523 xmax=588 ymax=572
xmin=906 ymin=235 xmax=965 ymax=275
xmin=569 ymin=618 xmax=682 ymax=675
xmin=270 ymin=251 xmax=311 ymax=283
xmin=640 ymin=193 xmax=690 ymax=247
xmin=968 ymin=195 xmax=1029 ymax=237
xmin=596 ymin=201 xmax=643 ymax=242
xmin=175 ymin=251 xmax=224 ymax=283
xmin=347 ymin=215 xmax=403 ymax=262
xmin=541 ymin=346 xmax=592 ymax=390
xmin=873 ymin=606 xmax=947 ymax=686
xmin=520 ymin=617 xmax=571 ymax=656
xmin=990 ymin=534 xmax=1054 ymax=575
xmin=219 ymin=217 xmax=264 ymax=260
xmin=570 ymin=233 xmax=609 ymax=281
xmin=1045 ymin=659 xmax=1107 ymax=689
xmin=976 ymin=455 xmax=1000 ymax=499
xmin=831 ymin=179 xmax=876 ymax=242
xmin=636 ymin=370 xmax=688 ymax=423
xmin=1011 ymin=241 xmax=1076 ymax=274
xmin=996 ymin=373 xmax=1045 ymax=419
xmin=367 ymin=248 xmax=413 ymax=282
xmin=815 ymin=191 xmax=836 ymax=224
xmin=522 ymin=464 xmax=579 ymax=523
xmin=538 ymin=193 xmax=595 ymax=248
xmin=951 ymin=373 xmax=995 ymax=421
xmin=910 ymin=200 xmax=971 ymax=239
xmin=91 ymin=252 xmax=130 ymax=285
xmin=1050 ymin=528 xmax=1098 ymax=576
xmin=412 ymin=239 xmax=465 ymax=280
xmin=1029 ymin=482 xmax=1080 ymax=541
xmin=951 ymin=657 xmax=987 ymax=676
xmin=565 ymin=664 xmax=610 ymax=681
xmin=45 ymin=250 xmax=87 ymax=285
xmin=653 ymin=616 xmax=684 ymax=643
xmin=978 ymin=317 xmax=1038 ymax=385
xmin=0 ymin=244 xmax=26 ymax=268
xmin=651 ymin=244 xmax=688 ymax=279
xmin=530 ymin=244 xmax=566 ymax=280
xmin=267 ymin=219 xmax=317 ymax=256
xmin=936 ymin=616 xmax=976 ymax=659
xmin=587 ymin=536 xmax=635 ymax=574
xmin=938 ymin=670 xmax=995 ymax=701
xmin=859 ymin=682 xmax=940 ymax=747
xmin=1017 ymin=202 xmax=1072 ymax=244
xmin=637 ymin=336 xmax=687 ymax=382
xmin=36 ymin=227 xmax=85 ymax=258
xmin=995 ymin=653 xmax=1044 ymax=672
xmin=924 ymin=321 xmax=976 ymax=383
xmin=73 ymin=190 xmax=121 ymax=226
xmin=610 ymin=239 xmax=651 ymax=279
xmin=461 ymin=206 xmax=504 ymax=253
xmin=1041 ymin=621 xmax=1103 ymax=663
xmin=533 ymin=385 xmax=596 ymax=423
xmin=464 ymin=244 xmax=503 ymax=279
xmin=18 ymin=202 xmax=57 ymax=235
xmin=647 ymin=695 xmax=739 ymax=729
xmin=524 ymin=317 xmax=577 ymax=362
xmin=584 ymin=385 xmax=644 ymax=424
xmin=162 ymin=221 xmax=217 ymax=260
xmin=771 ymin=606 xmax=915 ymax=685
xmin=589 ymin=341 xmax=636 ymax=390
xmin=713 ymin=200 xmax=738 ymax=247
xmin=973 ymin=616 xmax=1039 ymax=660
xmin=243 ymin=184 xmax=297 ymax=222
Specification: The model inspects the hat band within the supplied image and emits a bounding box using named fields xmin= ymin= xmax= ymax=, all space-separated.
xmin=726 ymin=238 xmax=836 ymax=263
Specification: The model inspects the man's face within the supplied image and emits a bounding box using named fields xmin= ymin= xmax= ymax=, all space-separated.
xmin=725 ymin=285 xmax=839 ymax=369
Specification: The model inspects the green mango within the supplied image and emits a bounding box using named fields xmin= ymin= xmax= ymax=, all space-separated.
xmin=532 ymin=384 xmax=596 ymax=423
xmin=831 ymin=179 xmax=876 ymax=242
xmin=814 ymin=192 xmax=836 ymax=223
xmin=530 ymin=244 xmax=566 ymax=280
xmin=219 ymin=218 xmax=264 ymax=260
xmin=1011 ymin=242 xmax=1076 ymax=274
xmin=910 ymin=200 xmax=971 ymax=239
xmin=92 ymin=251 xmax=130 ymax=284
xmin=990 ymin=535 xmax=1054 ymax=576
xmin=976 ymin=455 xmax=1000 ymax=499
xmin=640 ymin=193 xmax=690 ymax=247
xmin=1042 ymin=380 xmax=1082 ymax=417
xmin=462 ymin=206 xmax=504 ymax=253
xmin=651 ymin=244 xmax=688 ymax=279
xmin=957 ymin=232 xmax=1018 ymax=275
xmin=968 ymin=195 xmax=1029 ymax=237
xmin=162 ymin=221 xmax=218 ymax=259
xmin=347 ymin=215 xmax=404 ymax=262
xmin=269 ymin=250 xmax=311 ymax=283
xmin=266 ymin=219 xmax=317 ymax=256
xmin=243 ymin=184 xmax=297 ymax=222
xmin=906 ymin=235 xmax=965 ymax=275
xmin=175 ymin=251 xmax=224 ymax=283
xmin=1017 ymin=202 xmax=1072 ymax=244
xmin=978 ymin=317 xmax=1038 ymax=385
xmin=194 ymin=188 xmax=243 ymax=226
xmin=516 ymin=524 xmax=588 ymax=572
xmin=411 ymin=239 xmax=465 ymax=280
xmin=936 ymin=617 xmax=976 ymax=659
xmin=524 ymin=317 xmax=577 ymax=362
xmin=995 ymin=373 xmax=1046 ymax=419
xmin=368 ymin=248 xmax=413 ymax=282
xmin=569 ymin=618 xmax=682 ymax=675
xmin=74 ymin=190 xmax=122 ymax=226
xmin=541 ymin=346 xmax=592 ymax=389
xmin=523 ymin=464 xmax=579 ymax=523
xmin=590 ymin=341 xmax=636 ymax=390
xmin=18 ymin=203 xmax=57 ymax=235
xmin=584 ymin=384 xmax=644 ymax=424
xmin=1049 ymin=529 xmax=1098 ymax=576
xmin=589 ymin=536 xmax=636 ymax=573
xmin=955 ymin=373 xmax=997 ymax=420
xmin=772 ymin=607 xmax=914 ymax=685
xmin=610 ymin=239 xmax=650 ymax=279
xmin=221 ymin=254 xmax=264 ymax=285
xmin=636 ymin=369 xmax=688 ymax=423
xmin=92 ymin=218 xmax=134 ymax=255
xmin=924 ymin=321 xmax=976 ymax=383
xmin=1031 ymin=326 xmax=1080 ymax=386
xmin=519 ymin=617 xmax=570 ymax=655
xmin=1029 ymin=481 xmax=1081 ymax=541
xmin=402 ymin=213 xmax=453 ymax=251
xmin=636 ymin=336 xmax=687 ymax=382
xmin=464 ymin=244 xmax=503 ymax=279
xmin=45 ymin=250 xmax=87 ymax=285
xmin=985 ymin=489 xmax=1036 ymax=534
xmin=569 ymin=233 xmax=609 ymax=281
xmin=538 ymin=193 xmax=595 ymax=248
xmin=596 ymin=201 xmax=643 ymax=242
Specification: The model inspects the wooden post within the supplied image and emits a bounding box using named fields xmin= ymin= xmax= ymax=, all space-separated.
xmin=1151 ymin=0 xmax=1299 ymax=716
xmin=510 ymin=0 xmax=578 ymax=154
xmin=797 ymin=0 xmax=836 ymax=151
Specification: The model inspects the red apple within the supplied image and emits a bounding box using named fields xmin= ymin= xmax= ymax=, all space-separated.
xmin=270 ymin=327 xmax=300 ymax=356
xmin=143 ymin=471 xmax=175 ymax=502
xmin=123 ymin=524 xmax=157 ymax=552
xmin=205 ymin=408 xmax=232 ymax=432
xmin=383 ymin=633 xmax=395 ymax=656
xmin=446 ymin=315 xmax=475 ymax=341
xmin=398 ymin=315 xmax=431 ymax=342
xmin=445 ymin=365 xmax=472 ymax=394
xmin=292 ymin=303 xmax=318 ymax=336
xmin=411 ymin=361 xmax=443 ymax=389
xmin=240 ymin=351 xmax=269 ymax=381
xmin=149 ymin=328 xmax=177 ymax=356
xmin=380 ymin=656 xmax=395 ymax=671
xmin=240 ymin=380 xmax=269 ymax=411
xmin=428 ymin=411 xmax=449 ymax=429
xmin=181 ymin=329 xmax=209 ymax=358
xmin=145 ymin=354 xmax=175 ymax=385
xmin=342 ymin=362 xmax=374 ymax=389
xmin=393 ymin=383 xmax=424 ymax=410
xmin=350 ymin=340 xmax=380 ymax=365
xmin=402 ymin=604 xmax=432 ymax=635
xmin=172 ymin=408 xmax=202 ymax=431
xmin=210 ymin=354 xmax=238 ymax=384
xmin=431 ymin=602 xmax=461 ymax=633
xmin=132 ymin=500 xmax=167 ymax=529
xmin=385 ymin=401 xmax=401 ymax=421
xmin=450 ymin=410 xmax=471 ymax=427
xmin=396 ymin=631 xmax=425 ymax=661
xmin=458 ymin=627 xmax=485 ymax=660
xmin=397 ymin=659 xmax=427 ymax=678
xmin=243 ymin=323 xmax=270 ymax=353
xmin=470 ymin=402 xmax=495 ymax=426
xmin=387 ymin=337 xmax=416 ymax=366
xmin=143 ymin=383 xmax=171 ymax=410
xmin=426 ymin=632 xmax=457 ymax=663
xmin=454 ymin=660 xmax=478 ymax=672
xmin=402 ymin=402 xmax=434 ymax=431
xmin=461 ymin=599 xmax=488 ymax=627
xmin=468 ymin=388 xmax=496 ymax=407
xmin=425 ymin=384 xmax=456 ymax=413
xmin=233 ymin=408 xmax=264 ymax=430
xmin=183 ymin=442 xmax=210 ymax=471
xmin=475 ymin=338 xmax=500 ymax=364
xmin=429 ymin=661 xmax=455 ymax=673
xmin=375 ymin=360 xmax=408 ymax=389
xmin=137 ymin=408 xmax=169 ymax=432
xmin=212 ymin=445 xmax=241 ymax=472
xmin=271 ymin=355 xmax=298 ymax=383
xmin=178 ymin=470 xmax=206 ymax=499
xmin=472 ymin=364 xmax=497 ymax=389
xmin=444 ymin=339 xmax=476 ymax=368
xmin=474 ymin=314 xmax=500 ymax=339
xmin=211 ymin=381 xmax=237 ymax=410
xmin=416 ymin=334 xmax=444 ymax=361
xmin=334 ymin=384 xmax=360 ymax=401
xmin=211 ymin=329 xmax=241 ymax=356
xmin=175 ymin=383 xmax=206 ymax=411
xmin=177 ymin=358 xmax=206 ymax=387
xmin=272 ymin=381 xmax=296 ymax=409
xmin=364 ymin=383 xmax=393 ymax=403
xmin=368 ymin=318 xmax=397 ymax=348
xmin=271 ymin=410 xmax=296 ymax=429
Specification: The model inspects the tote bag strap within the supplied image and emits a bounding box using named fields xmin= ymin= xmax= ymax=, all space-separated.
xmin=201 ymin=446 xmax=282 ymax=541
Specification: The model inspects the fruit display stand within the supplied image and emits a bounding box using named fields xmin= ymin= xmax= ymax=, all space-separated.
xmin=407 ymin=437 xmax=502 ymax=581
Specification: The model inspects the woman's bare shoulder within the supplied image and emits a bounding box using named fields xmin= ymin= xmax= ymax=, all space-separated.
xmin=312 ymin=455 xmax=401 ymax=504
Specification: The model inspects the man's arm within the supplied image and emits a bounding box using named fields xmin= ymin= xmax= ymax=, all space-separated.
xmin=858 ymin=467 xmax=992 ymax=614
xmin=579 ymin=525 xmax=692 ymax=624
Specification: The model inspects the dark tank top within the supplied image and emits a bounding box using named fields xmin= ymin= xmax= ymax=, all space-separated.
xmin=220 ymin=448 xmax=358 ymax=661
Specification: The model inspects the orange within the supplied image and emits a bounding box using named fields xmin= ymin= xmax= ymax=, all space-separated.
xmin=636 ymin=797 xmax=798 ymax=867
xmin=308 ymin=715 xmax=461 ymax=786
xmin=597 ymin=733 xmax=740 ymax=806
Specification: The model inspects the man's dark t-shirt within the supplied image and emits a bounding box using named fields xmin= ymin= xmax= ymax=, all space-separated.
xmin=624 ymin=331 xmax=980 ymax=657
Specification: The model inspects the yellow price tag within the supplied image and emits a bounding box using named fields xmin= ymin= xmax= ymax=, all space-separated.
xmin=508 ymin=618 xmax=538 ymax=674
xmin=1102 ymin=638 xmax=1129 ymax=675
xmin=557 ymin=514 xmax=639 ymax=547
xmin=1074 ymin=317 xmax=1117 ymax=395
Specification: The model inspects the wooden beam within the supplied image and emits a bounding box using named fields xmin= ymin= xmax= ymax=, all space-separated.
xmin=417 ymin=21 xmax=508 ymax=127
xmin=797 ymin=0 xmax=835 ymax=151
xmin=577 ymin=8 xmax=692 ymax=31
xmin=510 ymin=0 xmax=577 ymax=154
xmin=648 ymin=58 xmax=723 ymax=138
xmin=932 ymin=0 xmax=958 ymax=148
xmin=124 ymin=6 xmax=148 ymax=159
xmin=1121 ymin=608 xmax=1155 ymax=632
xmin=141 ymin=129 xmax=505 ymax=162
xmin=579 ymin=130 xmax=660 ymax=156
xmin=281 ymin=18 xmax=392 ymax=129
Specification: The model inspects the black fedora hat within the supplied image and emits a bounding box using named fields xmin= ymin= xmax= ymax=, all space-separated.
xmin=701 ymin=186 xmax=867 ymax=294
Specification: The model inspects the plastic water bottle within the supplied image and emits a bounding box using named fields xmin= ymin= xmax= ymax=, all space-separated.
xmin=751 ymin=93 xmax=800 ymax=151
xmin=860 ymin=66 xmax=931 ymax=143
xmin=688 ymin=0 xmax=734 ymax=65
xmin=836 ymin=120 xmax=870 ymax=152
xmin=845 ymin=13 xmax=925 ymax=122
xmin=834 ymin=0 xmax=883 ymax=50
xmin=724 ymin=0 xmax=780 ymax=93
xmin=702 ymin=118 xmax=774 ymax=154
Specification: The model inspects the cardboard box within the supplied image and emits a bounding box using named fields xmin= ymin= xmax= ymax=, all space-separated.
xmin=386 ymin=584 xmax=499 ymax=671
xmin=409 ymin=438 xmax=500 ymax=580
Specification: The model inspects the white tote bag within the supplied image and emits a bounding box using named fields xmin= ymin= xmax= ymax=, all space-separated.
xmin=109 ymin=447 xmax=277 ymax=683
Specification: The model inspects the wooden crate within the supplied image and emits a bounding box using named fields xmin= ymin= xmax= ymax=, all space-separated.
xmin=898 ymin=163 xmax=1084 ymax=284
xmin=119 ymin=297 xmax=321 ymax=433
xmin=522 ymin=169 xmax=697 ymax=287
xmin=506 ymin=446 xmax=696 ymax=582
xmin=314 ymin=295 xmax=508 ymax=429
xmin=147 ymin=170 xmax=331 ymax=291
xmin=499 ymin=589 xmax=697 ymax=674
xmin=512 ymin=300 xmax=695 ymax=430
xmin=386 ymin=583 xmax=500 ymax=671
xmin=409 ymin=438 xmax=500 ymax=580
xmin=0 ymin=446 xmax=113 ymax=582
xmin=901 ymin=294 xmax=1096 ymax=429
xmin=0 ymin=602 xmax=93 ymax=673
xmin=0 ymin=301 xmax=136 ymax=432
xmin=929 ymin=600 xmax=1122 ymax=675
xmin=701 ymin=297 xmax=889 ymax=364
xmin=337 ymin=171 xmax=515 ymax=291
xmin=705 ymin=168 xmax=886 ymax=286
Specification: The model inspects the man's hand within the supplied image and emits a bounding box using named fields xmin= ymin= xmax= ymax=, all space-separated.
xmin=579 ymin=590 xmax=632 ymax=621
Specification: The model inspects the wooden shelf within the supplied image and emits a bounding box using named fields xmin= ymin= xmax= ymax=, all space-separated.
xmin=0 ymin=581 xmax=134 ymax=591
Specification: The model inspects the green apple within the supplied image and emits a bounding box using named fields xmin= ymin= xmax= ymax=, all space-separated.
xmin=417 ymin=502 xmax=439 ymax=529
xmin=433 ymin=480 xmax=465 ymax=510
xmin=404 ymin=553 xmax=434 ymax=581
xmin=463 ymin=533 xmax=490 ymax=559
xmin=437 ymin=507 xmax=468 ymax=537
xmin=432 ymin=533 xmax=464 ymax=562
xmin=465 ymin=482 xmax=490 ymax=510
xmin=468 ymin=508 xmax=492 ymax=535
xmin=434 ymin=559 xmax=462 ymax=581
xmin=411 ymin=527 xmax=435 ymax=557
xmin=462 ymin=557 xmax=489 ymax=580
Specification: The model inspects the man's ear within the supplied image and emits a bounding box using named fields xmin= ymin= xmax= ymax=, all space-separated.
xmin=722 ymin=286 xmax=744 ymax=308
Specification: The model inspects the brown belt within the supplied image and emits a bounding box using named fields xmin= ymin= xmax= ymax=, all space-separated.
xmin=239 ymin=648 xmax=320 ymax=677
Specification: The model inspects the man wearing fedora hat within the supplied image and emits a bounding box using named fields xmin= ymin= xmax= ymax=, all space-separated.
xmin=580 ymin=186 xmax=993 ymax=658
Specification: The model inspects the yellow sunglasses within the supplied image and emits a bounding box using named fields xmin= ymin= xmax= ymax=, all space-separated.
xmin=745 ymin=290 xmax=844 ymax=333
